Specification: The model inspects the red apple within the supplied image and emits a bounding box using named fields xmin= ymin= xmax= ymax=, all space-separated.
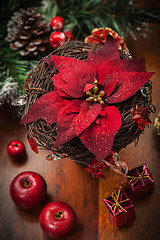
xmin=7 ymin=140 xmax=26 ymax=160
xmin=39 ymin=202 xmax=77 ymax=239
xmin=10 ymin=171 xmax=47 ymax=210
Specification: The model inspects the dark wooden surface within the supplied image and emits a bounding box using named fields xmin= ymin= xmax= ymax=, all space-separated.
xmin=99 ymin=29 xmax=160 ymax=240
xmin=0 ymin=106 xmax=99 ymax=240
xmin=0 ymin=29 xmax=160 ymax=240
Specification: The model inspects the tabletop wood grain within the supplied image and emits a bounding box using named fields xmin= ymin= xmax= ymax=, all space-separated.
xmin=0 ymin=27 xmax=160 ymax=240
xmin=0 ymin=105 xmax=99 ymax=240
xmin=99 ymin=28 xmax=160 ymax=240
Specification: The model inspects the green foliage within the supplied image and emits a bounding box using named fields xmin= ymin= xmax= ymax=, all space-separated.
xmin=41 ymin=0 xmax=160 ymax=39
xmin=0 ymin=42 xmax=36 ymax=94
xmin=0 ymin=0 xmax=38 ymax=94
xmin=0 ymin=0 xmax=160 ymax=97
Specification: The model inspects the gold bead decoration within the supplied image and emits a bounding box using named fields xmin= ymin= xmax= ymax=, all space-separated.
xmin=97 ymin=96 xmax=102 ymax=102
xmin=86 ymin=91 xmax=91 ymax=96
xmin=89 ymin=96 xmax=94 ymax=101
xmin=93 ymin=79 xmax=98 ymax=84
xmin=85 ymin=79 xmax=106 ymax=105
xmin=99 ymin=90 xmax=105 ymax=97
xmin=93 ymin=86 xmax=98 ymax=93
xmin=100 ymin=100 xmax=104 ymax=105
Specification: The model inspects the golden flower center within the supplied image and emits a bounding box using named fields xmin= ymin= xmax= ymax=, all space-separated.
xmin=85 ymin=79 xmax=106 ymax=105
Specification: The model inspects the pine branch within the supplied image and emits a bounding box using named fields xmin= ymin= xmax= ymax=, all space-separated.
xmin=0 ymin=0 xmax=41 ymax=94
xmin=0 ymin=42 xmax=36 ymax=93
xmin=42 ymin=0 xmax=160 ymax=40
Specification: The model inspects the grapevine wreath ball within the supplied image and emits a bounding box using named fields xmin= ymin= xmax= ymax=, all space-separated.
xmin=21 ymin=36 xmax=155 ymax=173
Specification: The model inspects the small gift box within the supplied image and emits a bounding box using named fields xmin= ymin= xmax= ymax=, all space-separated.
xmin=127 ymin=164 xmax=154 ymax=198
xmin=104 ymin=189 xmax=136 ymax=229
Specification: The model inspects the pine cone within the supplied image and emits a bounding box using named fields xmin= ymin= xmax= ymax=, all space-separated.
xmin=5 ymin=8 xmax=50 ymax=57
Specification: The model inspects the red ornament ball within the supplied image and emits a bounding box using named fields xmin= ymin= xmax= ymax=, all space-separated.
xmin=49 ymin=32 xmax=66 ymax=49
xmin=64 ymin=31 xmax=74 ymax=41
xmin=50 ymin=16 xmax=64 ymax=31
xmin=39 ymin=201 xmax=77 ymax=239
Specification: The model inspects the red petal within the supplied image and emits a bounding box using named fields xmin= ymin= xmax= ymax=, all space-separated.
xmin=76 ymin=102 xmax=102 ymax=136
xmin=95 ymin=118 xmax=101 ymax=124
xmin=97 ymin=58 xmax=146 ymax=85
xmin=103 ymin=81 xmax=117 ymax=97
xmin=57 ymin=87 xmax=72 ymax=98
xmin=51 ymin=72 xmax=67 ymax=84
xmin=83 ymin=83 xmax=94 ymax=93
xmin=53 ymin=100 xmax=83 ymax=148
xmin=79 ymin=106 xmax=122 ymax=162
xmin=51 ymin=55 xmax=96 ymax=98
xmin=100 ymin=111 xmax=106 ymax=117
xmin=51 ymin=73 xmax=72 ymax=97
xmin=87 ymin=35 xmax=119 ymax=71
xmin=106 ymin=72 xmax=154 ymax=103
xmin=21 ymin=90 xmax=69 ymax=125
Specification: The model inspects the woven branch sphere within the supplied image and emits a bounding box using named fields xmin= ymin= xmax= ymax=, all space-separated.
xmin=23 ymin=41 xmax=153 ymax=165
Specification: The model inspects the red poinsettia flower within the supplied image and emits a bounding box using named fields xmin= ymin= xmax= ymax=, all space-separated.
xmin=21 ymin=36 xmax=154 ymax=162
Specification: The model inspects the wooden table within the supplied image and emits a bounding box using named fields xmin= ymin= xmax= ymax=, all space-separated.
xmin=0 ymin=29 xmax=160 ymax=240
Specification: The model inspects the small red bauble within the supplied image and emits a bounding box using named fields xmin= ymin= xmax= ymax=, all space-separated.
xmin=49 ymin=32 xmax=66 ymax=49
xmin=7 ymin=140 xmax=26 ymax=160
xmin=64 ymin=31 xmax=74 ymax=41
xmin=10 ymin=171 xmax=47 ymax=210
xmin=39 ymin=202 xmax=77 ymax=239
xmin=50 ymin=16 xmax=64 ymax=31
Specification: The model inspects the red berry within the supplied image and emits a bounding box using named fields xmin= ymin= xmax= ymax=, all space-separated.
xmin=50 ymin=16 xmax=64 ymax=31
xmin=49 ymin=32 xmax=66 ymax=49
xmin=64 ymin=31 xmax=74 ymax=41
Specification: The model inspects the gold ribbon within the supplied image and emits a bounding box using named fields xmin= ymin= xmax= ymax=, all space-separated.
xmin=127 ymin=165 xmax=150 ymax=187
xmin=109 ymin=188 xmax=129 ymax=216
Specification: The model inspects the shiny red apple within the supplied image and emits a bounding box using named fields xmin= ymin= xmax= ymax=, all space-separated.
xmin=39 ymin=202 xmax=77 ymax=239
xmin=10 ymin=171 xmax=47 ymax=210
xmin=7 ymin=140 xmax=26 ymax=160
